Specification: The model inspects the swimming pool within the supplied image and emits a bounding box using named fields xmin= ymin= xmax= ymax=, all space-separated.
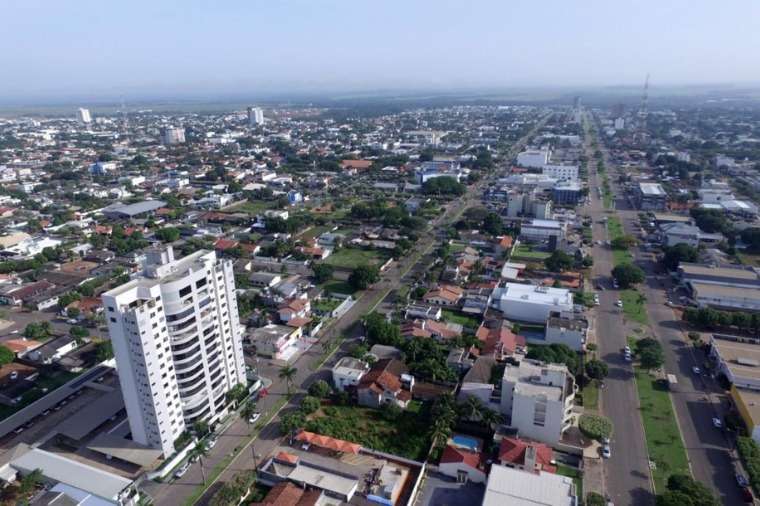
xmin=451 ymin=434 xmax=480 ymax=451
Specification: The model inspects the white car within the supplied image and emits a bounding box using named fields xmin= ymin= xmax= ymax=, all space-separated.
xmin=712 ymin=417 xmax=722 ymax=429
xmin=615 ymin=300 xmax=623 ymax=308
xmin=206 ymin=438 xmax=217 ymax=449
xmin=624 ymin=345 xmax=632 ymax=354
xmin=602 ymin=445 xmax=611 ymax=458
xmin=692 ymin=366 xmax=701 ymax=375
xmin=248 ymin=412 xmax=261 ymax=424
xmin=174 ymin=463 xmax=189 ymax=479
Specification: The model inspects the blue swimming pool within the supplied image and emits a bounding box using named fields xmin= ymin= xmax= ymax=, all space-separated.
xmin=451 ymin=434 xmax=480 ymax=451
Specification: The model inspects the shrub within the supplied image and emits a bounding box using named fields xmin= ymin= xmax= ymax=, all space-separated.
xmin=738 ymin=436 xmax=760 ymax=494
xmin=300 ymin=396 xmax=321 ymax=415
xmin=308 ymin=380 xmax=332 ymax=398
xmin=579 ymin=413 xmax=613 ymax=441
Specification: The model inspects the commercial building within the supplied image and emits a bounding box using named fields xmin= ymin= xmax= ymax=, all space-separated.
xmin=415 ymin=160 xmax=463 ymax=184
xmin=542 ymin=311 xmax=588 ymax=351
xmin=551 ymin=182 xmax=583 ymax=205
xmin=634 ymin=182 xmax=668 ymax=211
xmin=519 ymin=219 xmax=566 ymax=244
xmin=678 ymin=263 xmax=760 ymax=290
xmin=541 ymin=164 xmax=578 ymax=182
xmin=77 ymin=108 xmax=92 ymax=124
xmin=659 ymin=223 xmax=724 ymax=248
xmin=690 ymin=282 xmax=760 ymax=312
xmin=103 ymin=247 xmax=246 ymax=456
xmin=481 ymin=464 xmax=576 ymax=506
xmin=102 ymin=200 xmax=166 ymax=220
xmin=247 ymin=106 xmax=264 ymax=126
xmin=516 ymin=149 xmax=550 ymax=169
xmin=710 ymin=336 xmax=760 ymax=391
xmin=160 ymin=126 xmax=186 ymax=145
xmin=500 ymin=359 xmax=576 ymax=445
xmin=731 ymin=386 xmax=760 ymax=444
xmin=491 ymin=283 xmax=573 ymax=324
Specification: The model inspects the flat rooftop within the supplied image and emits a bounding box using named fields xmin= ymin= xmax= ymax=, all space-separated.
xmin=691 ymin=282 xmax=760 ymax=301
xmin=733 ymin=387 xmax=760 ymax=426
xmin=497 ymin=283 xmax=572 ymax=305
xmin=483 ymin=464 xmax=575 ymax=506
xmin=680 ymin=263 xmax=760 ymax=281
xmin=712 ymin=338 xmax=760 ymax=381
xmin=639 ymin=182 xmax=666 ymax=196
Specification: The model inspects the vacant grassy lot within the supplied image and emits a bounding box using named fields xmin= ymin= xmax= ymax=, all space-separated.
xmin=323 ymin=248 xmax=389 ymax=269
xmin=620 ymin=290 xmax=648 ymax=325
xmin=305 ymin=403 xmax=431 ymax=461
xmin=607 ymin=217 xmax=634 ymax=266
xmin=229 ymin=200 xmax=273 ymax=215
xmin=442 ymin=309 xmax=481 ymax=329
xmin=297 ymin=225 xmax=332 ymax=241
xmin=634 ymin=368 xmax=690 ymax=492
xmin=512 ymin=243 xmax=550 ymax=261
xmin=321 ymin=280 xmax=357 ymax=295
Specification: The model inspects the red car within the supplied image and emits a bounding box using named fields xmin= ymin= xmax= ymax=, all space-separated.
xmin=741 ymin=486 xmax=753 ymax=503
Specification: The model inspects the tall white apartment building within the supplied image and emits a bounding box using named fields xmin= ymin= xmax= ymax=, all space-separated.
xmin=247 ymin=106 xmax=264 ymax=126
xmin=77 ymin=108 xmax=92 ymax=124
xmin=103 ymin=247 xmax=246 ymax=456
xmin=160 ymin=126 xmax=186 ymax=145
xmin=500 ymin=359 xmax=576 ymax=445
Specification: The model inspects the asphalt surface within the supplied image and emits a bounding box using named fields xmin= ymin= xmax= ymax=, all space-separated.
xmin=583 ymin=116 xmax=655 ymax=506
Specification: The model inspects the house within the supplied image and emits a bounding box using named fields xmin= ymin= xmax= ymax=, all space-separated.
xmin=475 ymin=319 xmax=526 ymax=360
xmin=635 ymin=182 xmax=668 ymax=211
xmin=404 ymin=304 xmax=442 ymax=321
xmin=482 ymin=464 xmax=576 ymax=506
xmin=438 ymin=445 xmax=487 ymax=484
xmin=25 ymin=335 xmax=79 ymax=365
xmin=254 ymin=481 xmax=322 ymax=506
xmin=400 ymin=319 xmax=462 ymax=341
xmin=250 ymin=271 xmax=282 ymax=289
xmin=3 ymin=338 xmax=43 ymax=358
xmin=278 ymin=298 xmax=311 ymax=323
xmin=357 ymin=359 xmax=413 ymax=409
xmin=500 ymin=358 xmax=576 ymax=445
xmin=458 ymin=356 xmax=498 ymax=407
xmin=519 ymin=219 xmax=566 ymax=244
xmin=660 ymin=223 xmax=724 ymax=248
xmin=249 ymin=324 xmax=302 ymax=360
xmin=423 ymin=285 xmax=463 ymax=306
xmin=498 ymin=436 xmax=556 ymax=473
xmin=0 ymin=280 xmax=55 ymax=306
xmin=332 ymin=356 xmax=370 ymax=391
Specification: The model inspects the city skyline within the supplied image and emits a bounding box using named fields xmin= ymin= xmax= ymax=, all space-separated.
xmin=3 ymin=0 xmax=760 ymax=103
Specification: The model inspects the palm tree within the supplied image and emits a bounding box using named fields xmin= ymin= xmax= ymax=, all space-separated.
xmin=464 ymin=396 xmax=485 ymax=421
xmin=241 ymin=401 xmax=257 ymax=430
xmin=189 ymin=441 xmax=209 ymax=484
xmin=279 ymin=365 xmax=298 ymax=396
xmin=479 ymin=406 xmax=502 ymax=429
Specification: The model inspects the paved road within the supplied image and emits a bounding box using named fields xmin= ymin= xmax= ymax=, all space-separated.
xmin=583 ymin=113 xmax=655 ymax=506
xmin=598 ymin=155 xmax=745 ymax=502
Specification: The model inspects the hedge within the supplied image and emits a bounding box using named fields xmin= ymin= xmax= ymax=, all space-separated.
xmin=579 ymin=413 xmax=613 ymax=441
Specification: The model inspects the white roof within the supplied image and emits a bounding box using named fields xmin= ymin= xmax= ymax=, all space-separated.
xmin=482 ymin=464 xmax=575 ymax=506
xmin=11 ymin=448 xmax=132 ymax=501
xmin=528 ymin=219 xmax=561 ymax=228
xmin=288 ymin=464 xmax=358 ymax=497
xmin=639 ymin=182 xmax=666 ymax=196
xmin=496 ymin=283 xmax=572 ymax=306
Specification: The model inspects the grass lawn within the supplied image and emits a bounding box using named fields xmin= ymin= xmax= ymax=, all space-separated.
xmin=297 ymin=225 xmax=332 ymax=241
xmin=581 ymin=381 xmax=599 ymax=411
xmin=305 ymin=403 xmax=431 ymax=461
xmin=321 ymin=280 xmax=357 ymax=295
xmin=608 ymin=216 xmax=634 ymax=266
xmin=573 ymin=291 xmax=596 ymax=308
xmin=620 ymin=290 xmax=649 ymax=325
xmin=322 ymin=248 xmax=389 ymax=269
xmin=634 ymin=368 xmax=690 ymax=492
xmin=228 ymin=200 xmax=273 ymax=215
xmin=556 ymin=464 xmax=583 ymax=499
xmin=738 ymin=252 xmax=760 ymax=267
xmin=312 ymin=298 xmax=342 ymax=313
xmin=442 ymin=309 xmax=481 ymax=329
xmin=512 ymin=243 xmax=550 ymax=261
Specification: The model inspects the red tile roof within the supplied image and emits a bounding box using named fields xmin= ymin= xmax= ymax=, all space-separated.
xmin=498 ymin=437 xmax=556 ymax=473
xmin=440 ymin=445 xmax=485 ymax=471
xmin=214 ymin=238 xmax=239 ymax=250
xmin=475 ymin=320 xmax=525 ymax=356
xmin=295 ymin=430 xmax=361 ymax=454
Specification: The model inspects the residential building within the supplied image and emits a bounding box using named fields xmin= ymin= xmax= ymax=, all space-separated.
xmin=160 ymin=126 xmax=186 ymax=145
xmin=415 ymin=160 xmax=463 ymax=184
xmin=404 ymin=304 xmax=442 ymax=321
xmin=474 ymin=319 xmax=525 ymax=360
xmin=541 ymin=164 xmax=578 ymax=182
xmin=247 ymin=106 xmax=264 ymax=126
xmin=634 ymin=182 xmax=668 ymax=210
xmin=491 ymin=283 xmax=573 ymax=324
xmin=500 ymin=358 xmax=576 ymax=445
xmin=89 ymin=161 xmax=117 ymax=175
xmin=542 ymin=311 xmax=588 ymax=351
xmin=332 ymin=356 xmax=370 ymax=391
xmin=481 ymin=464 xmax=576 ymax=506
xmin=102 ymin=246 xmax=246 ymax=456
xmin=458 ymin=356 xmax=498 ymax=407
xmin=76 ymin=108 xmax=92 ymax=124
xmin=659 ymin=223 xmax=724 ymax=248
xmin=249 ymin=324 xmax=302 ymax=361
xmin=439 ymin=445 xmax=487 ymax=483
xmin=357 ymin=359 xmax=413 ymax=409
xmin=423 ymin=284 xmax=464 ymax=306
xmin=516 ymin=149 xmax=550 ymax=169
xmin=498 ymin=436 xmax=556 ymax=473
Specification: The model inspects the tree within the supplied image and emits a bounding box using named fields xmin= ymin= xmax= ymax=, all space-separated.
xmin=279 ymin=365 xmax=298 ymax=395
xmin=189 ymin=441 xmax=210 ymax=484
xmin=422 ymin=177 xmax=466 ymax=196
xmin=656 ymin=491 xmax=695 ymax=506
xmin=23 ymin=322 xmax=51 ymax=340
xmin=544 ymin=250 xmax=574 ymax=272
xmin=611 ymin=235 xmax=637 ymax=249
xmin=69 ymin=325 xmax=89 ymax=340
xmin=308 ymin=380 xmax=332 ymax=399
xmin=526 ymin=343 xmax=579 ymax=375
xmin=662 ymin=243 xmax=698 ymax=271
xmin=312 ymin=263 xmax=334 ymax=284
xmin=18 ymin=468 xmax=43 ymax=496
xmin=585 ymin=359 xmax=609 ymax=381
xmin=300 ymin=396 xmax=321 ymax=414
xmin=578 ymin=413 xmax=613 ymax=441
xmin=66 ymin=307 xmax=80 ymax=319
xmin=0 ymin=345 xmax=14 ymax=366
xmin=95 ymin=340 xmax=113 ymax=362
xmin=154 ymin=227 xmax=181 ymax=243
xmin=279 ymin=412 xmax=305 ymax=436
xmin=741 ymin=228 xmax=760 ymax=253
xmin=611 ymin=263 xmax=645 ymax=288
xmin=348 ymin=264 xmax=380 ymax=290
xmin=586 ymin=492 xmax=607 ymax=506
xmin=637 ymin=339 xmax=665 ymax=371
xmin=664 ymin=474 xmax=718 ymax=506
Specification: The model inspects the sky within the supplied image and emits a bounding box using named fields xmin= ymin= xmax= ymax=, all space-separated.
xmin=2 ymin=0 xmax=760 ymax=103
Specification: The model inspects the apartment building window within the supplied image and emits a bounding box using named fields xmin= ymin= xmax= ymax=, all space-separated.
xmin=533 ymin=395 xmax=548 ymax=427
xmin=179 ymin=285 xmax=192 ymax=298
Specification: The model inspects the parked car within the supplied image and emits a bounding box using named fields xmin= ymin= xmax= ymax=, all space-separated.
xmin=174 ymin=463 xmax=190 ymax=479
xmin=248 ymin=412 xmax=261 ymax=424
xmin=712 ymin=417 xmax=723 ymax=429
xmin=206 ymin=438 xmax=217 ymax=449
xmin=741 ymin=486 xmax=754 ymax=503
xmin=615 ymin=300 xmax=623 ymax=308
xmin=692 ymin=366 xmax=701 ymax=375
xmin=736 ymin=474 xmax=749 ymax=488
xmin=602 ymin=445 xmax=611 ymax=458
